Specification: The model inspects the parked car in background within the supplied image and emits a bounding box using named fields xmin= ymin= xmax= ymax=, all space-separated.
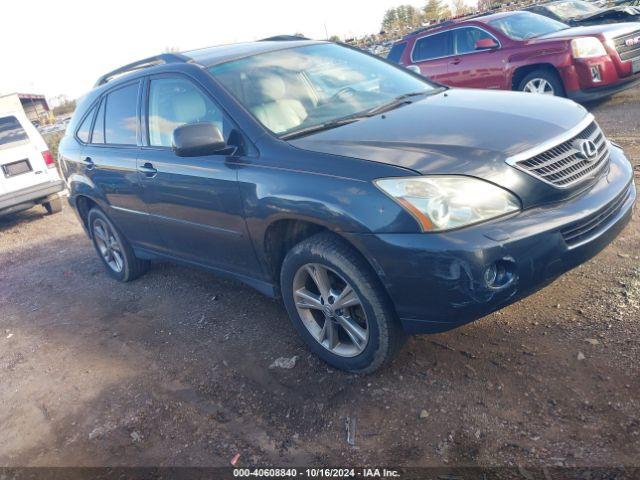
xmin=60 ymin=40 xmax=635 ymax=372
xmin=0 ymin=112 xmax=63 ymax=217
xmin=388 ymin=11 xmax=640 ymax=101
xmin=526 ymin=0 xmax=639 ymax=26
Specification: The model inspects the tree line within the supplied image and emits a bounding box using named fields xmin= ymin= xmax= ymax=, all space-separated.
xmin=380 ymin=0 xmax=501 ymax=35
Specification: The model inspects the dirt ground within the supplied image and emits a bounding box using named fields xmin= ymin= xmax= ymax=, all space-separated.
xmin=1 ymin=89 xmax=639 ymax=469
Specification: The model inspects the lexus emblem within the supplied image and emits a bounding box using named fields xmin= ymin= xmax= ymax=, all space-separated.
xmin=573 ymin=139 xmax=598 ymax=161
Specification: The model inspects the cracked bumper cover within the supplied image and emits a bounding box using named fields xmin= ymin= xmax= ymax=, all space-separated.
xmin=344 ymin=147 xmax=636 ymax=334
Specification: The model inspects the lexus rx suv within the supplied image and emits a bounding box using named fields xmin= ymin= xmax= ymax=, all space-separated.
xmin=387 ymin=11 xmax=640 ymax=101
xmin=59 ymin=40 xmax=635 ymax=372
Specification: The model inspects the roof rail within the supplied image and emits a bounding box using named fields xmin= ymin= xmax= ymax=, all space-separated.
xmin=403 ymin=20 xmax=456 ymax=39
xmin=94 ymin=53 xmax=192 ymax=87
xmin=259 ymin=35 xmax=309 ymax=41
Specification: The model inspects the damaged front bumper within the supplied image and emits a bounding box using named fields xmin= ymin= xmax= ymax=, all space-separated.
xmin=344 ymin=146 xmax=636 ymax=334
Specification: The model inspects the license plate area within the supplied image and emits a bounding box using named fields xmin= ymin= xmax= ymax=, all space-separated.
xmin=633 ymin=58 xmax=640 ymax=74
xmin=2 ymin=159 xmax=32 ymax=178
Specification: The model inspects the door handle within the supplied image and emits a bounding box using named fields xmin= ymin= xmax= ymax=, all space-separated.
xmin=137 ymin=162 xmax=158 ymax=177
xmin=450 ymin=57 xmax=462 ymax=65
xmin=82 ymin=157 xmax=94 ymax=170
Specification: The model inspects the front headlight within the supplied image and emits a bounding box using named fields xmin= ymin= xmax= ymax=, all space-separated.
xmin=571 ymin=37 xmax=607 ymax=58
xmin=375 ymin=176 xmax=521 ymax=232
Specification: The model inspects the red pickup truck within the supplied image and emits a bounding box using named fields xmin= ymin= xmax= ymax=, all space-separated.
xmin=388 ymin=11 xmax=640 ymax=101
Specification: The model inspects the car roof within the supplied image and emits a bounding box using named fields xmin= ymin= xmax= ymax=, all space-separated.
xmin=183 ymin=39 xmax=326 ymax=67
xmin=399 ymin=11 xmax=519 ymax=41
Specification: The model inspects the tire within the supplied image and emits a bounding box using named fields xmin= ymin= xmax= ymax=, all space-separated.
xmin=517 ymin=68 xmax=566 ymax=97
xmin=87 ymin=208 xmax=149 ymax=282
xmin=43 ymin=197 xmax=62 ymax=214
xmin=280 ymin=232 xmax=405 ymax=373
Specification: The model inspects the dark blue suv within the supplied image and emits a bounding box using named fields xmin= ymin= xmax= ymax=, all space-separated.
xmin=59 ymin=39 xmax=635 ymax=372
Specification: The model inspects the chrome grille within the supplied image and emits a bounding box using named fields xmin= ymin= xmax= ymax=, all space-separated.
xmin=561 ymin=182 xmax=632 ymax=247
xmin=613 ymin=29 xmax=640 ymax=62
xmin=514 ymin=121 xmax=610 ymax=188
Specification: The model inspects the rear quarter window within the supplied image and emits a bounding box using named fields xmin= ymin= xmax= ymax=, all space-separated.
xmin=0 ymin=116 xmax=28 ymax=147
xmin=412 ymin=31 xmax=454 ymax=61
xmin=387 ymin=42 xmax=407 ymax=63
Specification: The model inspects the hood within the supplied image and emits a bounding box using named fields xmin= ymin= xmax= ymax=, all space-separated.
xmin=535 ymin=21 xmax=640 ymax=40
xmin=289 ymin=88 xmax=591 ymax=207
xmin=570 ymin=6 xmax=640 ymax=24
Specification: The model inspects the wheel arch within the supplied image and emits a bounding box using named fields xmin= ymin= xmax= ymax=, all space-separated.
xmin=261 ymin=218 xmax=388 ymax=300
xmin=511 ymin=63 xmax=562 ymax=91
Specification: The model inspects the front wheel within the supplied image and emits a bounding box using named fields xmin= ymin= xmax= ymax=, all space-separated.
xmin=280 ymin=233 xmax=405 ymax=373
xmin=517 ymin=69 xmax=565 ymax=97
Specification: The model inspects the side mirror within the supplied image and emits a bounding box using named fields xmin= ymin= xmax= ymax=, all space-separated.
xmin=475 ymin=38 xmax=499 ymax=50
xmin=406 ymin=65 xmax=422 ymax=75
xmin=172 ymin=122 xmax=227 ymax=157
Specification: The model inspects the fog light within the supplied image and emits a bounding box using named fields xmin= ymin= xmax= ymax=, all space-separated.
xmin=483 ymin=264 xmax=498 ymax=286
xmin=483 ymin=260 xmax=516 ymax=289
xmin=591 ymin=66 xmax=602 ymax=83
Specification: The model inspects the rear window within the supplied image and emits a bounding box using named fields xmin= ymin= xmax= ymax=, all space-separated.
xmin=412 ymin=31 xmax=454 ymax=62
xmin=387 ymin=42 xmax=407 ymax=63
xmin=104 ymin=82 xmax=139 ymax=145
xmin=0 ymin=116 xmax=28 ymax=146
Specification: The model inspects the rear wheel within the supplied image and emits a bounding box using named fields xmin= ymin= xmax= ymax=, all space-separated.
xmin=517 ymin=69 xmax=565 ymax=97
xmin=43 ymin=197 xmax=62 ymax=215
xmin=87 ymin=208 xmax=149 ymax=282
xmin=281 ymin=232 xmax=405 ymax=373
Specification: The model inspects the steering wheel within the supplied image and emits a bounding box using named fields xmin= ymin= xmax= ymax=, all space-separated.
xmin=327 ymin=87 xmax=358 ymax=104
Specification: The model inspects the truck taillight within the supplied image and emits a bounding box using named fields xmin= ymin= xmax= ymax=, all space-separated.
xmin=42 ymin=151 xmax=55 ymax=168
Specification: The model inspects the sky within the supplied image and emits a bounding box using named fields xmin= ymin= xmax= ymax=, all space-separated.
xmin=0 ymin=0 xmax=432 ymax=102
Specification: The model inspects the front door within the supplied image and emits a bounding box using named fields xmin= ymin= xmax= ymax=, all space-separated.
xmin=445 ymin=27 xmax=506 ymax=90
xmin=138 ymin=74 xmax=260 ymax=275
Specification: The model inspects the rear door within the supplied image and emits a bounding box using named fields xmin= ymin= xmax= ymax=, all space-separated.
xmin=81 ymin=80 xmax=159 ymax=248
xmin=410 ymin=30 xmax=454 ymax=83
xmin=446 ymin=26 xmax=506 ymax=89
xmin=0 ymin=115 xmax=50 ymax=194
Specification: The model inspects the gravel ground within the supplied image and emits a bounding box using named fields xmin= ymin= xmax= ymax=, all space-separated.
xmin=0 ymin=89 xmax=638 ymax=468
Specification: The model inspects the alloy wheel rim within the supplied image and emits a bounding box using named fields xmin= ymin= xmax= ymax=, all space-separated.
xmin=523 ymin=78 xmax=555 ymax=95
xmin=293 ymin=263 xmax=369 ymax=357
xmin=93 ymin=218 xmax=124 ymax=273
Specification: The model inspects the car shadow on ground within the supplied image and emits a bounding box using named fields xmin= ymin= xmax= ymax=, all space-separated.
xmin=2 ymin=226 xmax=639 ymax=466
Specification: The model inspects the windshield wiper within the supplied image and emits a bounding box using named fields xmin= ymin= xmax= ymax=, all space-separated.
xmin=360 ymin=88 xmax=445 ymax=117
xmin=280 ymin=89 xmax=445 ymax=140
xmin=280 ymin=116 xmax=365 ymax=140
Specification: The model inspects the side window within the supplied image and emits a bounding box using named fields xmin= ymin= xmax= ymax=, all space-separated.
xmin=104 ymin=83 xmax=139 ymax=145
xmin=453 ymin=28 xmax=496 ymax=55
xmin=76 ymin=106 xmax=96 ymax=143
xmin=91 ymin=99 xmax=106 ymax=144
xmin=412 ymin=31 xmax=454 ymax=62
xmin=147 ymin=77 xmax=225 ymax=148
xmin=387 ymin=42 xmax=407 ymax=63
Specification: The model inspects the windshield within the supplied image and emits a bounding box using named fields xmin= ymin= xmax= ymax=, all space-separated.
xmin=488 ymin=12 xmax=569 ymax=40
xmin=209 ymin=43 xmax=434 ymax=137
xmin=545 ymin=0 xmax=600 ymax=19
xmin=0 ymin=116 xmax=28 ymax=147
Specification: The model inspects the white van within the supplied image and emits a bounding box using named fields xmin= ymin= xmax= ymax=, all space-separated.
xmin=0 ymin=111 xmax=64 ymax=217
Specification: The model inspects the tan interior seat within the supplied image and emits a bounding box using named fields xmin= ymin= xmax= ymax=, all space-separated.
xmin=250 ymin=74 xmax=308 ymax=133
